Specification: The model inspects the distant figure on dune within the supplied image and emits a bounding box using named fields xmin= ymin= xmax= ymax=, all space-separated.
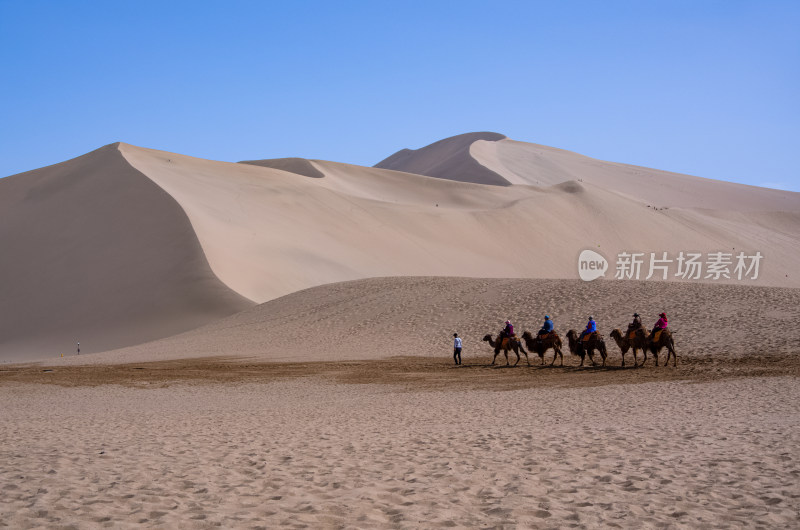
xmin=453 ymin=333 xmax=462 ymax=365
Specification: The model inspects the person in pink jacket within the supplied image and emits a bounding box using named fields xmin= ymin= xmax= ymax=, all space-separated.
xmin=650 ymin=313 xmax=668 ymax=340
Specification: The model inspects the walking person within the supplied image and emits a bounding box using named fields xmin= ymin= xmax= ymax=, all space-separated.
xmin=453 ymin=333 xmax=462 ymax=365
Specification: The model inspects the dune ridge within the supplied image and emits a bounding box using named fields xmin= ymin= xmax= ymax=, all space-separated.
xmin=0 ymin=144 xmax=253 ymax=362
xmin=374 ymin=131 xmax=510 ymax=185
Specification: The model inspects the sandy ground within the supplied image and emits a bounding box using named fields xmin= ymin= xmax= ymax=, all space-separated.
xmin=1 ymin=363 xmax=798 ymax=528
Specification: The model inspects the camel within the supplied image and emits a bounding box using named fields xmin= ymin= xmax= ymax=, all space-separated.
xmin=609 ymin=327 xmax=648 ymax=367
xmin=482 ymin=334 xmax=530 ymax=366
xmin=647 ymin=328 xmax=677 ymax=367
xmin=566 ymin=330 xmax=608 ymax=367
xmin=520 ymin=331 xmax=564 ymax=366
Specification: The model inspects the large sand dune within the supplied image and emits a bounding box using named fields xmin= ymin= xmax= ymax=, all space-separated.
xmin=0 ymin=145 xmax=253 ymax=362
xmin=2 ymin=134 xmax=799 ymax=361
xmin=379 ymin=132 xmax=800 ymax=211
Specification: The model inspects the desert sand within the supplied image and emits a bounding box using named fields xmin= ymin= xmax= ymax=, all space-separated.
xmin=2 ymin=275 xmax=799 ymax=527
xmin=1 ymin=133 xmax=799 ymax=527
xmin=1 ymin=369 xmax=798 ymax=528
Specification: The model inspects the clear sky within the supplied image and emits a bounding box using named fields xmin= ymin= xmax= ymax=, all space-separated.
xmin=1 ymin=1 xmax=798 ymax=191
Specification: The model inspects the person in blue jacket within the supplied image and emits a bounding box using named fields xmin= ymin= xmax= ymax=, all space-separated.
xmin=538 ymin=315 xmax=554 ymax=337
xmin=579 ymin=316 xmax=597 ymax=341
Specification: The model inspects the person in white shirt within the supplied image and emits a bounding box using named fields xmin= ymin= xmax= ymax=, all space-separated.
xmin=453 ymin=333 xmax=463 ymax=365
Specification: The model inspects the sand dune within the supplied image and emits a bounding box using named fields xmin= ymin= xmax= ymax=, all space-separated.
xmin=3 ymin=135 xmax=800 ymax=527
xmin=49 ymin=276 xmax=800 ymax=366
xmin=0 ymin=145 xmax=252 ymax=362
xmin=374 ymin=131 xmax=509 ymax=185
xmin=471 ymin=137 xmax=800 ymax=210
xmin=122 ymin=142 xmax=800 ymax=304
xmin=378 ymin=132 xmax=800 ymax=211
xmin=3 ymin=134 xmax=799 ymax=361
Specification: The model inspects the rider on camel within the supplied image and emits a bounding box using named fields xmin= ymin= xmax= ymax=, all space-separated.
xmin=579 ymin=316 xmax=596 ymax=341
xmin=499 ymin=319 xmax=515 ymax=340
xmin=650 ymin=313 xmax=668 ymax=337
xmin=628 ymin=312 xmax=643 ymax=333
xmin=538 ymin=315 xmax=554 ymax=337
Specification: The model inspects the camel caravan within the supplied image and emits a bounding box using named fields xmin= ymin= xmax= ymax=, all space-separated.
xmin=481 ymin=313 xmax=676 ymax=368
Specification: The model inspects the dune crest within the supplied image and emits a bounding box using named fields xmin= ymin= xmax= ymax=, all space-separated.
xmin=0 ymin=144 xmax=252 ymax=361
xmin=375 ymin=131 xmax=510 ymax=185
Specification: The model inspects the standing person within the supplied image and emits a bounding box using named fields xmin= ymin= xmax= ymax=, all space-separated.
xmin=77 ymin=342 xmax=80 ymax=355
xmin=453 ymin=333 xmax=463 ymax=365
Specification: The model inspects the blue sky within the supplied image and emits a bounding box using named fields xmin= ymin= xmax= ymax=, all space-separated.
xmin=1 ymin=1 xmax=798 ymax=191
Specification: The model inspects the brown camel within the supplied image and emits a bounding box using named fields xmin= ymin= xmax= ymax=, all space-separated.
xmin=609 ymin=327 xmax=648 ymax=367
xmin=647 ymin=328 xmax=677 ymax=367
xmin=482 ymin=334 xmax=530 ymax=366
xmin=566 ymin=329 xmax=607 ymax=367
xmin=520 ymin=331 xmax=564 ymax=366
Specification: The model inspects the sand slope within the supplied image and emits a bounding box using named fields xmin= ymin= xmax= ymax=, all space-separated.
xmin=379 ymin=132 xmax=800 ymax=211
xmin=121 ymin=143 xmax=800 ymax=307
xmin=0 ymin=145 xmax=252 ymax=362
xmin=54 ymin=277 xmax=800 ymax=366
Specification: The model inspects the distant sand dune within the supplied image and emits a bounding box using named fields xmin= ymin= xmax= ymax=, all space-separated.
xmin=2 ymin=134 xmax=799 ymax=361
xmin=374 ymin=131 xmax=509 ymax=185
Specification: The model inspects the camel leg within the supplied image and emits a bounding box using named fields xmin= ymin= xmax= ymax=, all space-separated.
xmin=519 ymin=347 xmax=529 ymax=367
xmin=621 ymin=351 xmax=626 ymax=368
xmin=504 ymin=350 xmax=510 ymax=366
xmin=588 ymin=351 xmax=596 ymax=367
xmin=491 ymin=350 xmax=500 ymax=365
xmin=513 ymin=349 xmax=520 ymax=367
xmin=632 ymin=348 xmax=638 ymax=368
xmin=558 ymin=348 xmax=564 ymax=367
xmin=550 ymin=348 xmax=556 ymax=367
